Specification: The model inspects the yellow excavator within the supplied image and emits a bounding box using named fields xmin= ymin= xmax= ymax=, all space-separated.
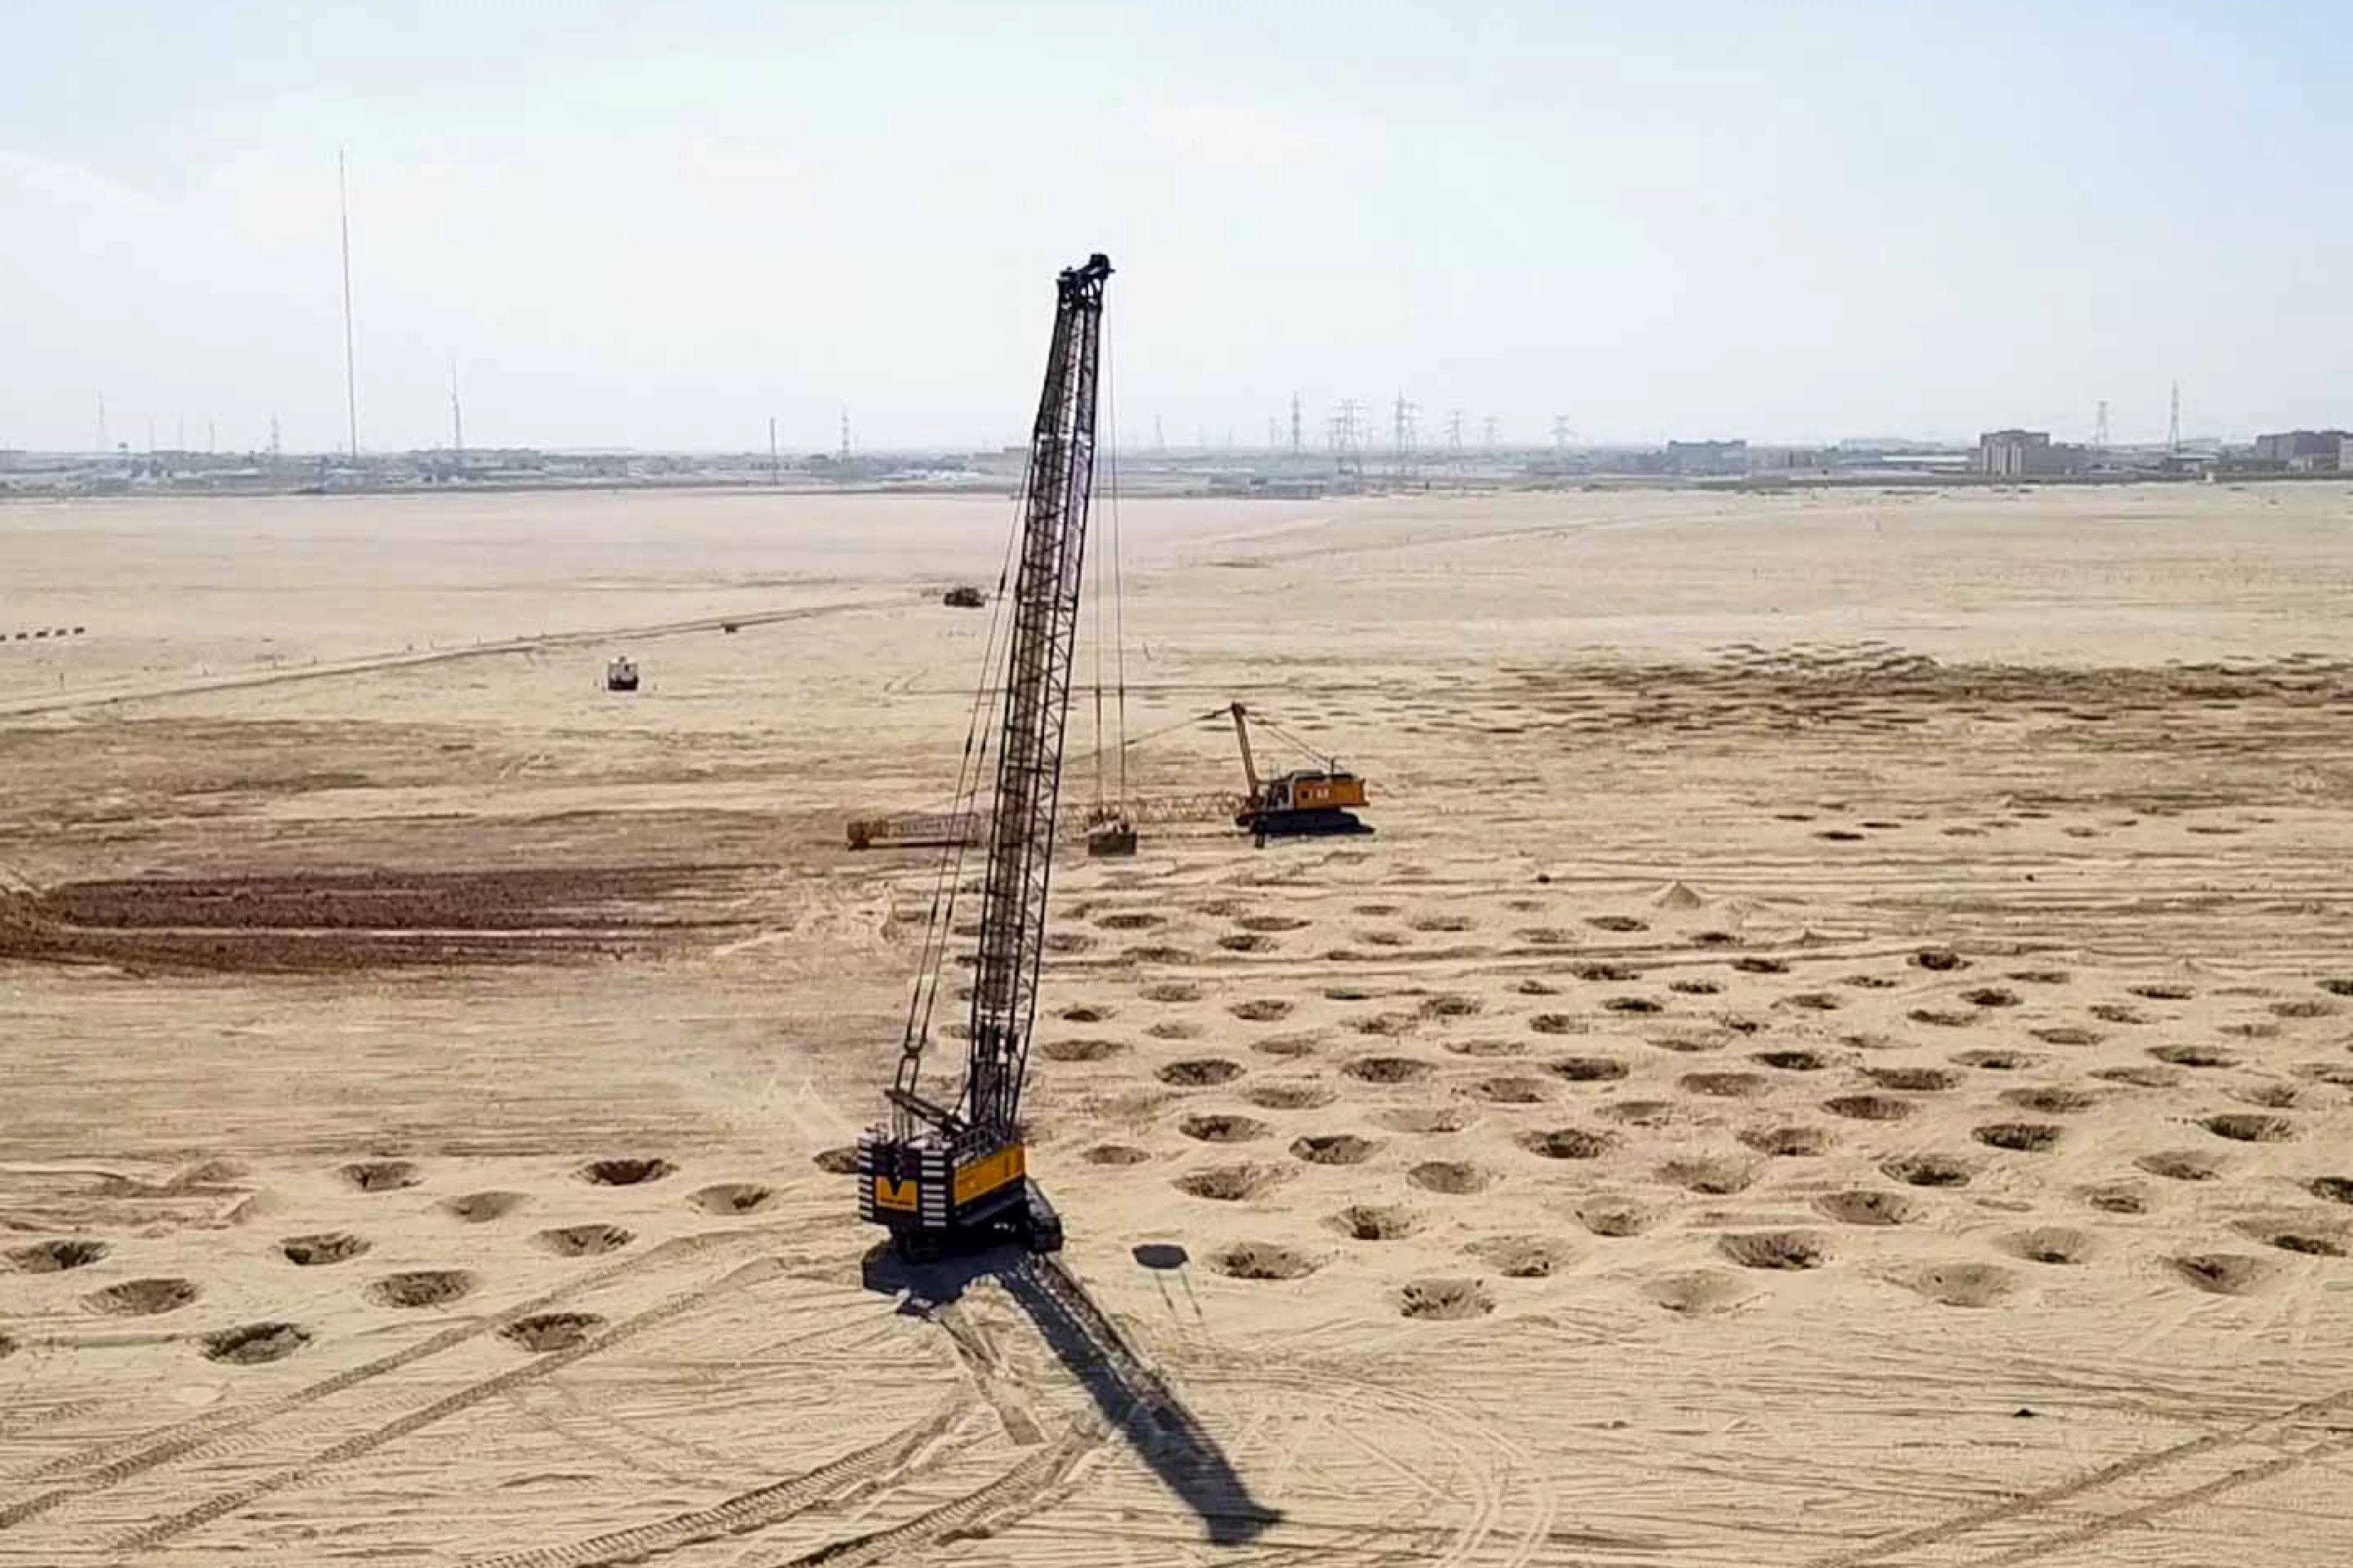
xmin=1228 ymin=702 xmax=1371 ymax=841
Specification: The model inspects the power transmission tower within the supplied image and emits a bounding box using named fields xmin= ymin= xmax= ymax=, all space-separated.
xmin=1482 ymin=415 xmax=1499 ymax=451
xmin=1289 ymin=392 xmax=1302 ymax=455
xmin=1447 ymin=408 xmax=1464 ymax=472
xmin=840 ymin=407 xmax=852 ymax=462
xmin=768 ymin=415 xmax=780 ymax=484
xmin=2167 ymin=382 xmax=2181 ymax=454
xmin=2094 ymin=399 xmax=2109 ymax=451
xmin=269 ymin=413 xmax=281 ymax=463
xmin=1551 ymin=415 xmax=1571 ymax=458
xmin=1331 ymin=399 xmax=1364 ymax=482
xmin=1392 ymin=392 xmax=1417 ymax=482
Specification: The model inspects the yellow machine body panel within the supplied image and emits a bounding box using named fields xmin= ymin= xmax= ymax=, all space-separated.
xmin=1282 ymin=773 xmax=1366 ymax=810
xmin=871 ymin=1175 xmax=922 ymax=1212
xmin=952 ymin=1143 xmax=1027 ymax=1207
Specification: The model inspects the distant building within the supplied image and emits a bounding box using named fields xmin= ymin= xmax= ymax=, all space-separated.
xmin=2252 ymin=430 xmax=2350 ymax=471
xmin=1977 ymin=429 xmax=2088 ymax=479
xmin=1665 ymin=439 xmax=1748 ymax=477
xmin=1748 ymin=446 xmax=1832 ymax=473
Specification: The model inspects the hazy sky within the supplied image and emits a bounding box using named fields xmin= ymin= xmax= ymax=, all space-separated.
xmin=3 ymin=1 xmax=2346 ymax=453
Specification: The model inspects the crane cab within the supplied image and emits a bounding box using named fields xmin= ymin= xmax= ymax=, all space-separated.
xmin=1228 ymin=702 xmax=1372 ymax=839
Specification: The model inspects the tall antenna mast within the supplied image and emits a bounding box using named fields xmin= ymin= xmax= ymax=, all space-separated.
xmin=338 ymin=149 xmax=359 ymax=460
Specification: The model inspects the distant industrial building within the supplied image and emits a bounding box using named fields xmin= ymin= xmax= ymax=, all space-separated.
xmin=2252 ymin=430 xmax=2351 ymax=471
xmin=1665 ymin=439 xmax=1747 ymax=477
xmin=1977 ymin=429 xmax=2087 ymax=479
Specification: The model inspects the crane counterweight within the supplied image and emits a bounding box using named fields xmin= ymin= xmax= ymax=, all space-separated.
xmin=856 ymin=253 xmax=1112 ymax=1257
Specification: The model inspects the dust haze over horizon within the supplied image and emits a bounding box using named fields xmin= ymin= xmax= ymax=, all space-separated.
xmin=3 ymin=0 xmax=2347 ymax=457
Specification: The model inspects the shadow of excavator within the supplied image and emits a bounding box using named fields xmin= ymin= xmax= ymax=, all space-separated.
xmin=863 ymin=1240 xmax=1281 ymax=1547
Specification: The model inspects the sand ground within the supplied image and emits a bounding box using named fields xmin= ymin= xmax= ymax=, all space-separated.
xmin=4 ymin=482 xmax=2353 ymax=1566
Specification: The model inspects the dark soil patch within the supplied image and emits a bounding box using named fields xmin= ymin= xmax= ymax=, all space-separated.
xmin=202 ymin=1322 xmax=310 ymax=1365
xmin=1396 ymin=1278 xmax=1494 ymax=1320
xmin=536 ymin=1225 xmax=634 ymax=1256
xmin=1330 ymin=1205 xmax=1420 ymax=1240
xmin=1881 ymin=1155 xmax=1973 ymax=1188
xmin=1645 ymin=1270 xmax=1757 ymax=1315
xmin=1680 ymin=1071 xmax=1766 ymax=1098
xmin=501 ymin=1312 xmax=605 ymax=1352
xmin=8 ymin=1239 xmax=109 ymax=1273
xmin=1379 ymin=1108 xmax=1471 ymax=1135
xmin=1515 ymin=979 xmax=1558 ymax=996
xmin=1815 ymin=1190 xmax=1921 ymax=1226
xmin=1962 ymin=987 xmax=2020 ymax=1008
xmin=2137 ymin=1150 xmax=2221 ymax=1181
xmin=2089 ymin=1004 xmax=2147 ymax=1025
xmin=2309 ymin=1177 xmax=2353 ymax=1206
xmin=1731 ymin=956 xmax=1790 ymax=975
xmin=1408 ymin=1160 xmax=1491 ymax=1194
xmin=1229 ymin=999 xmax=1294 ymax=1023
xmin=2204 ymin=1113 xmax=2294 ymax=1143
xmin=1599 ymin=1099 xmax=1677 ymax=1126
xmin=1908 ymin=1008 xmax=1977 ymax=1028
xmin=1572 ymin=962 xmax=1637 ymax=982
xmin=1785 ymin=992 xmax=1843 ymax=1012
xmin=281 ymin=1232 xmax=371 ymax=1266
xmin=1420 ymin=993 xmax=1482 ymax=1019
xmin=1529 ymin=1014 xmax=1585 ymax=1036
xmin=1160 ymin=1058 xmax=1245 ymax=1087
xmin=1548 ymin=1055 xmax=1629 ymax=1082
xmin=1755 ymin=1049 xmax=1829 ymax=1071
xmin=2031 ymin=1026 xmax=2104 ymax=1046
xmin=2230 ymin=1083 xmax=2305 ymax=1110
xmin=1866 ymin=1066 xmax=1961 ymax=1092
xmin=1059 ymin=1003 xmax=1112 ymax=1023
xmin=2081 ymin=1183 xmax=2150 ymax=1215
xmin=1670 ymin=978 xmax=1724 ymax=996
xmin=2009 ymin=970 xmax=2072 ymax=985
xmin=2171 ymin=1252 xmax=2275 ymax=1295
xmin=1844 ymin=974 xmax=1900 ymax=989
xmin=1817 ymin=829 xmax=1866 ymax=842
xmin=1660 ymin=1156 xmax=1757 ymax=1195
xmin=1824 ymin=1094 xmax=1915 ymax=1122
xmin=341 ymin=1160 xmax=420 ymax=1193
xmin=579 ymin=1157 xmax=674 ymax=1187
xmin=1913 ymin=949 xmax=1969 ymax=972
xmin=2271 ymin=998 xmax=2337 ymax=1020
xmin=1096 ymin=911 xmax=1163 ymax=930
xmin=1518 ymin=1127 xmax=1615 ymax=1160
xmin=1237 ymin=914 xmax=1308 ymax=933
xmin=1182 ymin=1114 xmax=1271 ymax=1145
xmin=1468 ymin=1076 xmax=1549 ymax=1105
xmin=1742 ymin=1125 xmax=1832 ymax=1157
xmin=1174 ymin=1165 xmax=1284 ymax=1201
xmin=812 ymin=1147 xmax=861 ymax=1175
xmin=2129 ymin=983 xmax=2194 ymax=1001
xmin=2094 ymin=1065 xmax=2182 ymax=1088
xmin=1974 ymin=1122 xmax=2063 ymax=1153
xmin=1953 ymin=1050 xmax=2035 ymax=1070
xmin=1084 ymin=1145 xmax=1152 ymax=1166
xmin=2267 ymin=1232 xmax=2344 ymax=1256
xmin=85 ymin=1277 xmax=200 ymax=1316
xmin=1323 ymin=986 xmax=1374 ymax=1002
xmin=2002 ymin=1087 xmax=2101 ymax=1115
xmin=1041 ymin=1037 xmax=1125 ymax=1062
xmin=1588 ymin=914 xmax=1648 ymax=933
xmin=366 ymin=1270 xmax=476 ymax=1309
xmin=2320 ymin=979 xmax=2353 ymax=997
xmin=2150 ymin=1044 xmax=2236 ymax=1068
xmin=689 ymin=1182 xmax=773 ymax=1214
xmin=1289 ymin=1133 xmax=1379 ymax=1165
xmin=2005 ymin=1227 xmax=2095 ymax=1265
xmin=1342 ymin=1055 xmax=1431 ymax=1084
xmin=1718 ymin=1232 xmax=1827 ymax=1270
xmin=1218 ymin=933 xmax=1273 ymax=953
xmin=441 ymin=1192 xmax=525 ymax=1223
xmin=1244 ymin=1081 xmax=1334 ymax=1110
xmin=1141 ymin=982 xmax=1203 ymax=1003
xmin=1210 ymin=1243 xmax=1320 ymax=1280
xmin=1149 ymin=1020 xmax=1206 ymax=1040
xmin=1603 ymin=996 xmax=1664 ymax=1015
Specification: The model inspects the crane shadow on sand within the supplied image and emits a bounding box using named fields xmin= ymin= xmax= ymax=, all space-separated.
xmin=862 ymin=1239 xmax=1282 ymax=1547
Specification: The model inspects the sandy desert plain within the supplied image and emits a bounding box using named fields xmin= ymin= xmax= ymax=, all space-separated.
xmin=3 ymin=481 xmax=2353 ymax=1566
